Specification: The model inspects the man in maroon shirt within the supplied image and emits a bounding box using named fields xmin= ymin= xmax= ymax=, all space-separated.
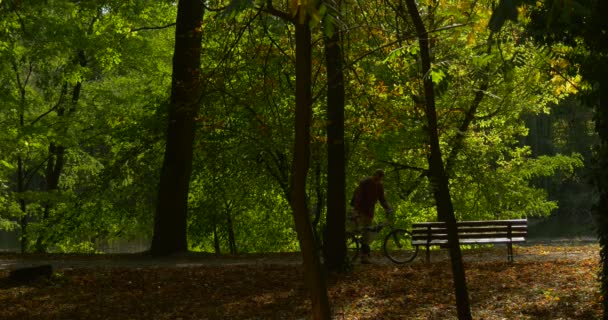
xmin=349 ymin=169 xmax=393 ymax=263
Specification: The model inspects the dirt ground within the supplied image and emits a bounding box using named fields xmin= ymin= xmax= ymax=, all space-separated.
xmin=0 ymin=240 xmax=601 ymax=320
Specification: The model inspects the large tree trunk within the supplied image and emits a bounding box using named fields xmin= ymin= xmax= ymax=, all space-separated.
xmin=150 ymin=0 xmax=204 ymax=256
xmin=290 ymin=7 xmax=332 ymax=319
xmin=595 ymin=78 xmax=608 ymax=318
xmin=596 ymin=113 xmax=608 ymax=318
xmin=404 ymin=1 xmax=472 ymax=319
xmin=323 ymin=0 xmax=347 ymax=272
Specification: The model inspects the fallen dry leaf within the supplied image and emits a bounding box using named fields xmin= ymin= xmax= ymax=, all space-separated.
xmin=0 ymin=243 xmax=601 ymax=319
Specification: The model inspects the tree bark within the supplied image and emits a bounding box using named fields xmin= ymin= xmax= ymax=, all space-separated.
xmin=323 ymin=0 xmax=347 ymax=271
xmin=403 ymin=1 xmax=472 ymax=319
xmin=290 ymin=7 xmax=332 ymax=319
xmin=213 ymin=220 xmax=220 ymax=255
xmin=150 ymin=0 xmax=204 ymax=256
xmin=212 ymin=219 xmax=222 ymax=256
xmin=595 ymin=78 xmax=608 ymax=318
xmin=13 ymin=61 xmax=30 ymax=253
xmin=17 ymin=155 xmax=27 ymax=253
xmin=226 ymin=210 xmax=237 ymax=254
xmin=444 ymin=81 xmax=489 ymax=176
xmin=596 ymin=127 xmax=608 ymax=318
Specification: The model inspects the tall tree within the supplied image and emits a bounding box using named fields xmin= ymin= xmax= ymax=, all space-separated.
xmin=291 ymin=4 xmax=332 ymax=319
xmin=322 ymin=0 xmax=347 ymax=271
xmin=403 ymin=0 xmax=472 ymax=319
xmin=150 ymin=0 xmax=205 ymax=255
xmin=263 ymin=1 xmax=332 ymax=317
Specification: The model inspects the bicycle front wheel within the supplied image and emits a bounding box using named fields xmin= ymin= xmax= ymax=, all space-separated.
xmin=383 ymin=229 xmax=418 ymax=264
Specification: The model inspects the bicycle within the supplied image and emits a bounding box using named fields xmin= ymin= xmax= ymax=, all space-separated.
xmin=345 ymin=222 xmax=419 ymax=264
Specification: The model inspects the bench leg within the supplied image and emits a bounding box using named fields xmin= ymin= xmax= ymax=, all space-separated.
xmin=426 ymin=246 xmax=430 ymax=263
xmin=507 ymin=243 xmax=513 ymax=262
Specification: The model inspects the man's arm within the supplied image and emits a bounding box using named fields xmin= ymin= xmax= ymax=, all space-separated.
xmin=378 ymin=184 xmax=392 ymax=212
xmin=378 ymin=184 xmax=394 ymax=226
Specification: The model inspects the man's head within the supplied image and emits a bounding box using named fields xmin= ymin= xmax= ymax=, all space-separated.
xmin=372 ymin=169 xmax=385 ymax=183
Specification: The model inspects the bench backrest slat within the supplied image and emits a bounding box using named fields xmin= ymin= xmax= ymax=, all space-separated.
xmin=412 ymin=226 xmax=528 ymax=234
xmin=411 ymin=219 xmax=527 ymax=241
xmin=412 ymin=232 xmax=527 ymax=241
xmin=413 ymin=219 xmax=527 ymax=228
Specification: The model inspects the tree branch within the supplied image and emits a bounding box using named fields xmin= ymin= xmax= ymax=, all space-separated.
xmin=259 ymin=0 xmax=293 ymax=23
xmin=444 ymin=33 xmax=495 ymax=175
xmin=31 ymin=83 xmax=68 ymax=125
xmin=380 ymin=159 xmax=428 ymax=172
xmin=130 ymin=23 xmax=176 ymax=32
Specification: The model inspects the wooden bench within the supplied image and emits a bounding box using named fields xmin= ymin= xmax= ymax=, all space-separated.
xmin=412 ymin=219 xmax=527 ymax=263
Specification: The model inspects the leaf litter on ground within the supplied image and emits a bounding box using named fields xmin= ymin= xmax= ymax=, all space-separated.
xmin=0 ymin=244 xmax=601 ymax=319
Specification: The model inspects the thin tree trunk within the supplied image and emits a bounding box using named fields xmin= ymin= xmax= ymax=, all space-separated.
xmin=226 ymin=210 xmax=237 ymax=254
xmin=13 ymin=61 xmax=30 ymax=253
xmin=291 ymin=8 xmax=332 ymax=319
xmin=150 ymin=0 xmax=204 ymax=256
xmin=213 ymin=220 xmax=220 ymax=256
xmin=36 ymin=142 xmax=65 ymax=252
xmin=403 ymin=1 xmax=472 ymax=319
xmin=323 ymin=0 xmax=347 ymax=271
xmin=17 ymin=155 xmax=27 ymax=253
xmin=313 ymin=159 xmax=324 ymax=229
xmin=444 ymin=80 xmax=489 ymax=175
xmin=42 ymin=83 xmax=69 ymax=225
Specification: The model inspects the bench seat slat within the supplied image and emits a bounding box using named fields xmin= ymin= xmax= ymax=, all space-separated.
xmin=412 ymin=233 xmax=527 ymax=241
xmin=412 ymin=230 xmax=528 ymax=236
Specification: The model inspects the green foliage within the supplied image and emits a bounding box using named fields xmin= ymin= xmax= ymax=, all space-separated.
xmin=0 ymin=0 xmax=592 ymax=254
xmin=0 ymin=0 xmax=175 ymax=252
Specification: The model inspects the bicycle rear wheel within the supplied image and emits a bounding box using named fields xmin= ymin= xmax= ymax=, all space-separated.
xmin=346 ymin=232 xmax=360 ymax=264
xmin=383 ymin=229 xmax=418 ymax=264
